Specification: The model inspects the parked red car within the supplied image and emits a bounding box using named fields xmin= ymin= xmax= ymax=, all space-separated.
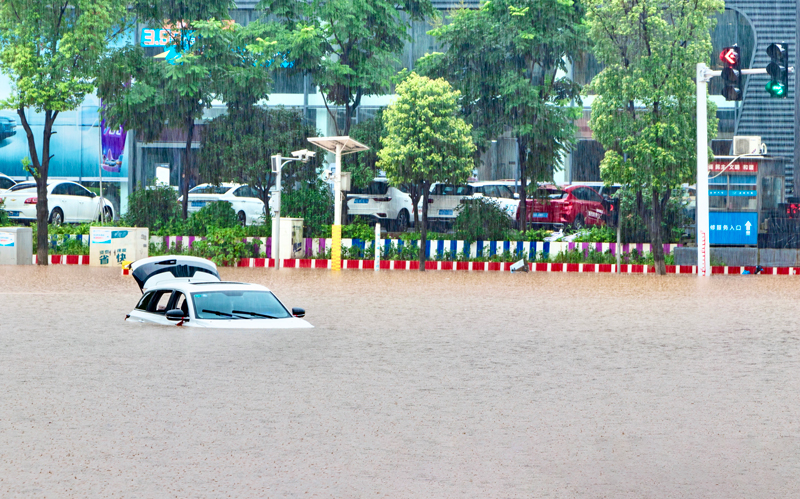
xmin=518 ymin=184 xmax=607 ymax=229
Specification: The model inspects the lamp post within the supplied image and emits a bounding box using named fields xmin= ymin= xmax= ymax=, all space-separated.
xmin=270 ymin=150 xmax=316 ymax=267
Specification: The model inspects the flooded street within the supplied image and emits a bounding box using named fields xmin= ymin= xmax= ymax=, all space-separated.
xmin=1 ymin=266 xmax=799 ymax=497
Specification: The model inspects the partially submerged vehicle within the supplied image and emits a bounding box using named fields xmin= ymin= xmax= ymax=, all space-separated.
xmin=126 ymin=256 xmax=312 ymax=329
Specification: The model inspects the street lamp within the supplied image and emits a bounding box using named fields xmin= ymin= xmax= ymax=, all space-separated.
xmin=270 ymin=149 xmax=316 ymax=266
xmin=306 ymin=137 xmax=369 ymax=271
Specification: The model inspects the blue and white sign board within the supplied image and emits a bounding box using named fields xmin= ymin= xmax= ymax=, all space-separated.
xmin=0 ymin=232 xmax=14 ymax=247
xmin=709 ymin=212 xmax=758 ymax=245
xmin=91 ymin=229 xmax=112 ymax=245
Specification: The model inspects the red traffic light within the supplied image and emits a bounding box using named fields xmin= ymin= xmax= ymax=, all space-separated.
xmin=719 ymin=47 xmax=739 ymax=66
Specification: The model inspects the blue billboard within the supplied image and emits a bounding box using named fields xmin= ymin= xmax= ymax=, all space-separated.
xmin=709 ymin=211 xmax=758 ymax=245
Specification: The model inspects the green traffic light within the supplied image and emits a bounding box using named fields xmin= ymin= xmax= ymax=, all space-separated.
xmin=766 ymin=80 xmax=786 ymax=97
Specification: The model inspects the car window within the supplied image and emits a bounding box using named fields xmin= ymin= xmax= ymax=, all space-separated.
xmin=69 ymin=183 xmax=93 ymax=197
xmin=190 ymin=185 xmax=228 ymax=195
xmin=350 ymin=181 xmax=389 ymax=195
xmin=584 ymin=188 xmax=602 ymax=202
xmin=497 ymin=185 xmax=515 ymax=198
xmin=8 ymin=182 xmax=35 ymax=192
xmin=455 ymin=185 xmax=473 ymax=196
xmin=136 ymin=291 xmax=155 ymax=311
xmin=173 ymin=292 xmax=189 ymax=315
xmin=51 ymin=183 xmax=70 ymax=195
xmin=0 ymin=177 xmax=13 ymax=189
xmin=536 ymin=188 xmax=566 ymax=200
xmin=148 ymin=290 xmax=173 ymax=315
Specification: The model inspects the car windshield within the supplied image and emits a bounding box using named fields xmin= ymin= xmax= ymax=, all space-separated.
xmin=8 ymin=182 xmax=36 ymax=192
xmin=192 ymin=290 xmax=292 ymax=320
xmin=189 ymin=185 xmax=230 ymax=195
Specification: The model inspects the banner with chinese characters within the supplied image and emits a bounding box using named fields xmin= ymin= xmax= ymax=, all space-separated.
xmin=708 ymin=162 xmax=758 ymax=173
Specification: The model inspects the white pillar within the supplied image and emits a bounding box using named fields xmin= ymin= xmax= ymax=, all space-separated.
xmin=272 ymin=154 xmax=282 ymax=267
xmin=375 ymin=222 xmax=380 ymax=271
xmin=696 ymin=64 xmax=711 ymax=276
xmin=333 ymin=144 xmax=344 ymax=225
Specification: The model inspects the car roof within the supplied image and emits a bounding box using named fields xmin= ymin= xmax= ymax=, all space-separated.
xmin=145 ymin=279 xmax=271 ymax=294
xmin=193 ymin=182 xmax=239 ymax=189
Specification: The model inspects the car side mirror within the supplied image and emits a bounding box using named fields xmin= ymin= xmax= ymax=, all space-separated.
xmin=166 ymin=309 xmax=189 ymax=321
xmin=292 ymin=307 xmax=305 ymax=318
xmin=513 ymin=193 xmax=520 ymax=199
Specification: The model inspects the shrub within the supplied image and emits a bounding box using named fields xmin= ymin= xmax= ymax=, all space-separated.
xmin=281 ymin=180 xmax=334 ymax=238
xmin=191 ymin=227 xmax=249 ymax=266
xmin=186 ymin=201 xmax=239 ymax=235
xmin=0 ymin=199 xmax=9 ymax=226
xmin=343 ymin=217 xmax=375 ymax=241
xmin=453 ymin=197 xmax=513 ymax=242
xmin=124 ymin=184 xmax=180 ymax=231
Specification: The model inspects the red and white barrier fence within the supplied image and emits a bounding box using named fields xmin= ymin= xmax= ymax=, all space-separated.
xmin=36 ymin=255 xmax=799 ymax=276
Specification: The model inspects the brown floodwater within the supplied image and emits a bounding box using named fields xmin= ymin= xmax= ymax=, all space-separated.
xmin=1 ymin=266 xmax=799 ymax=497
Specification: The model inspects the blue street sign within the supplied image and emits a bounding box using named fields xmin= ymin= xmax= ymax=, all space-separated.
xmin=709 ymin=211 xmax=758 ymax=245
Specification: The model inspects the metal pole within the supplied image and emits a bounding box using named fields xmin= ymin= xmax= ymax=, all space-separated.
xmin=375 ymin=222 xmax=380 ymax=271
xmin=98 ymin=119 xmax=105 ymax=223
xmin=272 ymin=154 xmax=281 ymax=268
xmin=616 ymin=196 xmax=621 ymax=273
xmin=697 ymin=63 xmax=711 ymax=276
xmin=331 ymin=144 xmax=344 ymax=271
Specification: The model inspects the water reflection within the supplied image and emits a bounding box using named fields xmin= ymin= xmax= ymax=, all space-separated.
xmin=0 ymin=266 xmax=798 ymax=497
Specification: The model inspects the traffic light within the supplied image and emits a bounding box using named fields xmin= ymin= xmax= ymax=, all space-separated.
xmin=766 ymin=42 xmax=789 ymax=98
xmin=719 ymin=46 xmax=742 ymax=101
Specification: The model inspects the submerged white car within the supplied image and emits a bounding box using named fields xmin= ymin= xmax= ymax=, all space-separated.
xmin=126 ymin=256 xmax=313 ymax=329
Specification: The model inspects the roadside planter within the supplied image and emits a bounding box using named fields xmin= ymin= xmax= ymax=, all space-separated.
xmin=90 ymin=227 xmax=149 ymax=266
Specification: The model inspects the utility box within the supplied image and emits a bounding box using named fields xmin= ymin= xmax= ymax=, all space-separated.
xmin=90 ymin=227 xmax=149 ymax=266
xmin=279 ymin=217 xmax=304 ymax=258
xmin=0 ymin=227 xmax=32 ymax=265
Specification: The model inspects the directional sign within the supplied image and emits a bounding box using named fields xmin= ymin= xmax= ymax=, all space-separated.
xmin=709 ymin=212 xmax=758 ymax=245
xmin=719 ymin=47 xmax=739 ymax=66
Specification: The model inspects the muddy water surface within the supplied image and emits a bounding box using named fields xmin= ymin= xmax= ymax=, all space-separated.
xmin=1 ymin=266 xmax=799 ymax=497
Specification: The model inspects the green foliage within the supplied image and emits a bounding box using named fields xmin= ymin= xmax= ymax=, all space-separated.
xmin=453 ymin=197 xmax=513 ymax=242
xmin=618 ymin=189 xmax=690 ymax=244
xmin=188 ymin=201 xmax=240 ymax=233
xmin=260 ymin=0 xmax=436 ymax=135
xmin=49 ymin=238 xmax=89 ymax=256
xmin=551 ymin=248 xmax=675 ymax=266
xmin=342 ymin=110 xmax=387 ymax=189
xmin=199 ymin=106 xmax=321 ymax=204
xmin=0 ymin=199 xmax=10 ymax=226
xmin=280 ymin=180 xmax=334 ymax=238
xmin=572 ymin=226 xmax=617 ymax=243
xmin=191 ymin=227 xmax=249 ymax=266
xmin=418 ymin=0 xmax=585 ymax=219
xmin=586 ymin=0 xmax=722 ymax=271
xmin=123 ymin=184 xmax=181 ymax=232
xmin=342 ymin=218 xmax=375 ymax=241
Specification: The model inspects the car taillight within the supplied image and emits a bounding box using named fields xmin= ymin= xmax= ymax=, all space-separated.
xmin=374 ymin=197 xmax=391 ymax=202
xmin=24 ymin=197 xmax=37 ymax=204
xmin=428 ymin=198 xmax=434 ymax=203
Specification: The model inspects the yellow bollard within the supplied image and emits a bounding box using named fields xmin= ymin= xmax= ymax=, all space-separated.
xmin=331 ymin=224 xmax=342 ymax=271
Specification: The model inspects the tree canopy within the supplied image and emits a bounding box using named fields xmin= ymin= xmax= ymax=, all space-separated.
xmin=259 ymin=0 xmax=436 ymax=135
xmin=378 ymin=73 xmax=475 ymax=268
xmin=417 ymin=0 xmax=585 ymax=225
xmin=586 ymin=0 xmax=722 ymax=273
xmin=0 ymin=0 xmax=127 ymax=264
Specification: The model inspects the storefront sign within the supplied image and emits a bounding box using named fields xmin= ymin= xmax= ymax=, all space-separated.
xmin=708 ymin=162 xmax=758 ymax=172
xmin=709 ymin=212 xmax=758 ymax=245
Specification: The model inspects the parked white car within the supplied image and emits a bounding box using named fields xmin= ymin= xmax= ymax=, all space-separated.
xmin=0 ymin=173 xmax=15 ymax=192
xmin=0 ymin=180 xmax=114 ymax=224
xmin=347 ymin=178 xmax=413 ymax=231
xmin=126 ymin=256 xmax=312 ymax=329
xmin=418 ymin=183 xmax=474 ymax=224
xmin=469 ymin=181 xmax=521 ymax=221
xmin=181 ymin=183 xmax=266 ymax=225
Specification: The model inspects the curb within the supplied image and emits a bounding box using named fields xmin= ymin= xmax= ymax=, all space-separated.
xmin=35 ymin=255 xmax=799 ymax=276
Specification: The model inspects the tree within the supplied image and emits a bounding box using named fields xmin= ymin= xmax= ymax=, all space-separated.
xmin=98 ymin=3 xmax=272 ymax=219
xmin=417 ymin=0 xmax=585 ymax=227
xmin=199 ymin=106 xmax=321 ymax=209
xmin=0 ymin=0 xmax=127 ymax=265
xmin=586 ymin=0 xmax=722 ymax=274
xmin=378 ymin=73 xmax=475 ymax=270
xmin=342 ymin=109 xmax=385 ymax=190
xmin=259 ymin=0 xmax=436 ymax=135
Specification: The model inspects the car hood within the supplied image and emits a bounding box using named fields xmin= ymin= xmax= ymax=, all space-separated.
xmin=186 ymin=317 xmax=313 ymax=329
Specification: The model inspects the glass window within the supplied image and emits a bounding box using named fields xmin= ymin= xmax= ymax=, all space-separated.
xmin=136 ymin=291 xmax=154 ymax=311
xmin=173 ymin=292 xmax=189 ymax=315
xmin=192 ymin=290 xmax=292 ymax=320
xmin=51 ymin=183 xmax=69 ymax=195
xmin=350 ymin=181 xmax=389 ymax=195
xmin=455 ymin=186 xmax=473 ymax=196
xmin=0 ymin=177 xmax=13 ymax=189
xmin=497 ymin=185 xmax=515 ymax=199
xmin=148 ymin=290 xmax=173 ymax=314
xmin=584 ymin=188 xmax=603 ymax=202
xmin=729 ymin=175 xmax=757 ymax=185
xmin=8 ymin=182 xmax=35 ymax=192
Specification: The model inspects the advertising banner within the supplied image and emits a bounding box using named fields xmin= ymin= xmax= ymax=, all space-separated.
xmin=0 ymin=232 xmax=15 ymax=247
xmin=709 ymin=212 xmax=758 ymax=245
xmin=101 ymin=120 xmax=127 ymax=173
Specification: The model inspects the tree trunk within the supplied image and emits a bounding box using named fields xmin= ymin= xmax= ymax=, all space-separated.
xmin=181 ymin=119 xmax=195 ymax=219
xmin=419 ymin=183 xmax=429 ymax=271
xmin=18 ymin=108 xmax=57 ymax=266
xmin=410 ymin=185 xmax=420 ymax=230
xmin=517 ymin=138 xmax=527 ymax=232
xmin=649 ymin=188 xmax=667 ymax=275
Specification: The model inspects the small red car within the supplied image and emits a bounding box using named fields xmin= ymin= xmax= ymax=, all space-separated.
xmin=518 ymin=184 xmax=607 ymax=229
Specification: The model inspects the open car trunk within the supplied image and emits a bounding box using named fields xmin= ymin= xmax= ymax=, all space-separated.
xmin=130 ymin=256 xmax=221 ymax=292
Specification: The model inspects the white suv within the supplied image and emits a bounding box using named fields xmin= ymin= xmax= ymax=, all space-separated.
xmin=419 ymin=183 xmax=474 ymax=225
xmin=469 ymin=181 xmax=521 ymax=222
xmin=347 ymin=178 xmax=413 ymax=231
xmin=180 ymin=183 xmax=266 ymax=226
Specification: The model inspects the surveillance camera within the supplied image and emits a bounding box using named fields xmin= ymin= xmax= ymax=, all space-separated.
xmin=291 ymin=149 xmax=316 ymax=162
